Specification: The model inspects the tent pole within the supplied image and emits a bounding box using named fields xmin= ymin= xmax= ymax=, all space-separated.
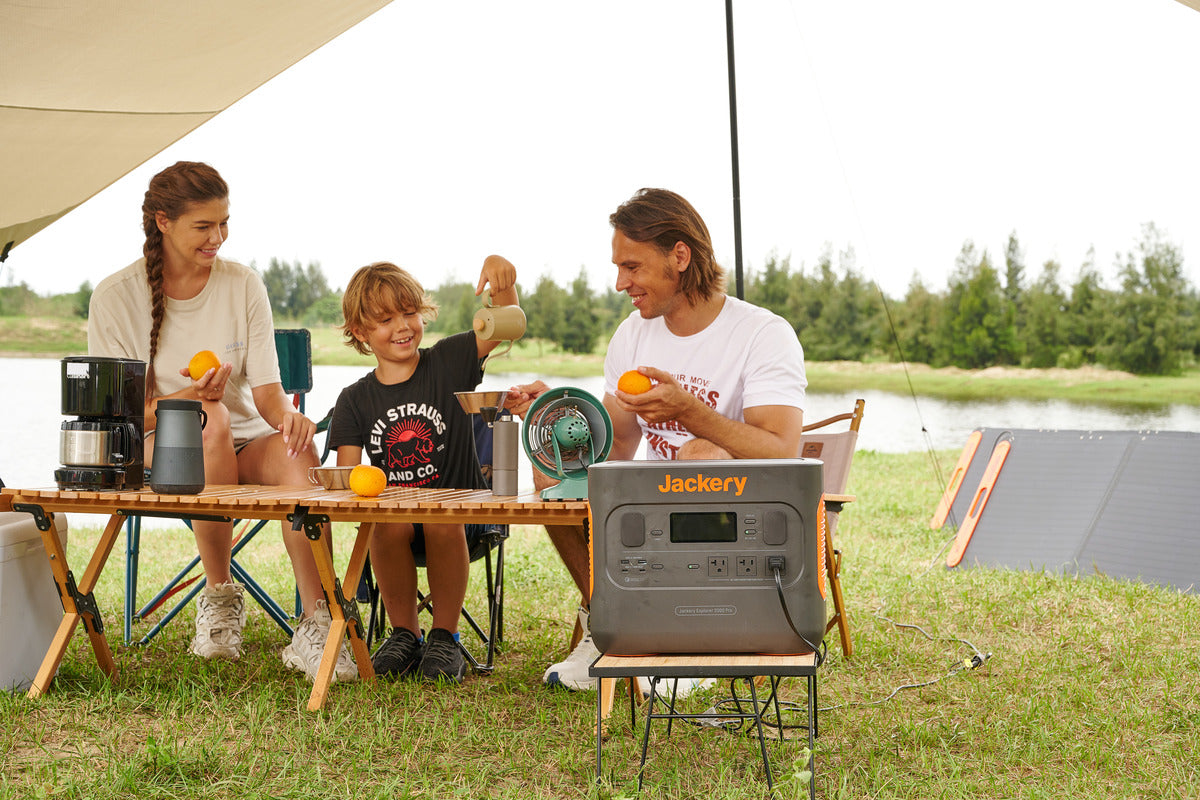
xmin=725 ymin=0 xmax=745 ymax=300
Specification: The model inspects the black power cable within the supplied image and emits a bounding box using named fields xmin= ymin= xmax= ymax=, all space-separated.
xmin=772 ymin=565 xmax=825 ymax=666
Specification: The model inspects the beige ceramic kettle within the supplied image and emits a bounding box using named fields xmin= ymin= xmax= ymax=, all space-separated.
xmin=473 ymin=295 xmax=526 ymax=371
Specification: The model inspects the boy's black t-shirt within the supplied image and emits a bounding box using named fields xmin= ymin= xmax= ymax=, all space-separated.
xmin=328 ymin=331 xmax=486 ymax=490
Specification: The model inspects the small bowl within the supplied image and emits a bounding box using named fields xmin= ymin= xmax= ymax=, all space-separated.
xmin=455 ymin=390 xmax=509 ymax=415
xmin=308 ymin=466 xmax=354 ymax=490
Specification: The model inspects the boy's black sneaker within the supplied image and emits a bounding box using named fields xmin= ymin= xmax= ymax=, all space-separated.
xmin=420 ymin=628 xmax=466 ymax=683
xmin=371 ymin=627 xmax=424 ymax=679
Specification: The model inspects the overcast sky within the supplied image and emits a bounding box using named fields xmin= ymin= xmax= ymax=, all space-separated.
xmin=7 ymin=0 xmax=1200 ymax=303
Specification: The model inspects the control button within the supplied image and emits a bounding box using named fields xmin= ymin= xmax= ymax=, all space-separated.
xmin=687 ymin=563 xmax=700 ymax=570
xmin=763 ymin=510 xmax=787 ymax=545
xmin=744 ymin=516 xmax=757 ymax=525
xmin=744 ymin=529 xmax=759 ymax=537
xmin=651 ymin=563 xmax=664 ymax=570
xmin=621 ymin=512 xmax=646 ymax=547
xmin=650 ymin=529 xmax=664 ymax=537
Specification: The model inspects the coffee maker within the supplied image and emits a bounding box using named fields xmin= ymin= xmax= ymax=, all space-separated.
xmin=55 ymin=356 xmax=147 ymax=491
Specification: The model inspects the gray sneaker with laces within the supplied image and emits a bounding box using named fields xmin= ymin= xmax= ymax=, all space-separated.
xmin=370 ymin=627 xmax=425 ymax=679
xmin=190 ymin=582 xmax=246 ymax=660
xmin=281 ymin=599 xmax=358 ymax=682
xmin=419 ymin=628 xmax=466 ymax=682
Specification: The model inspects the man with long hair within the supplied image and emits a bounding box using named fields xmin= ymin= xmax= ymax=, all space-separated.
xmin=508 ymin=188 xmax=807 ymax=692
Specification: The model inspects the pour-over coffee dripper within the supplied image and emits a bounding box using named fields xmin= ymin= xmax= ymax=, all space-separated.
xmin=455 ymin=390 xmax=517 ymax=496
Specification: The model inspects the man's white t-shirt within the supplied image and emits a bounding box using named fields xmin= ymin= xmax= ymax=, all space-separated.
xmin=603 ymin=295 xmax=807 ymax=460
xmin=88 ymin=257 xmax=280 ymax=444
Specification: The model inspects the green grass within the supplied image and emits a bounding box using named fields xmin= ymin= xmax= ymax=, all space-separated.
xmin=3 ymin=452 xmax=1197 ymax=798
xmin=805 ymin=361 xmax=1200 ymax=408
xmin=0 ymin=316 xmax=87 ymax=356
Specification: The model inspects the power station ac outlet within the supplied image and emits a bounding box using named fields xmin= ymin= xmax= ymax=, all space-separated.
xmin=736 ymin=556 xmax=757 ymax=576
xmin=708 ymin=556 xmax=728 ymax=577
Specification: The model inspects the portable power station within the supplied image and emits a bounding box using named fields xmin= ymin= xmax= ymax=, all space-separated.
xmin=588 ymin=458 xmax=826 ymax=655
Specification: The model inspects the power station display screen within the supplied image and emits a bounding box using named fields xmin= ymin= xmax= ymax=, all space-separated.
xmin=669 ymin=511 xmax=738 ymax=543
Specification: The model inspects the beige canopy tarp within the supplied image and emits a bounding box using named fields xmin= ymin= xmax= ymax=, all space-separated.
xmin=4 ymin=0 xmax=1198 ymax=263
xmin=0 ymin=0 xmax=391 ymax=258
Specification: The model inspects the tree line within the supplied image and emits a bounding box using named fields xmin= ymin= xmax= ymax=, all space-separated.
xmin=5 ymin=224 xmax=1195 ymax=375
xmin=751 ymin=222 xmax=1194 ymax=375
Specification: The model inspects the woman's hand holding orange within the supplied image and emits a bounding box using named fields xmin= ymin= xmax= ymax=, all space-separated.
xmin=180 ymin=360 xmax=232 ymax=402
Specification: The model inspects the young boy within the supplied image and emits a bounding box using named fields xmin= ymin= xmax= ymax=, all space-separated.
xmin=328 ymin=257 xmax=519 ymax=682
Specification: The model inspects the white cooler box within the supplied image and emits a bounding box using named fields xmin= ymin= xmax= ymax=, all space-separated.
xmin=1 ymin=510 xmax=68 ymax=692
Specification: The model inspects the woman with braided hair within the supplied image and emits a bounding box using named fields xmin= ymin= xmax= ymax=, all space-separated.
xmin=88 ymin=161 xmax=356 ymax=682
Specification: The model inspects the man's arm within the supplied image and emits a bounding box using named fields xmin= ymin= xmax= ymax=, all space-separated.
xmin=612 ymin=367 xmax=803 ymax=459
xmin=603 ymin=393 xmax=644 ymax=461
xmin=683 ymin=402 xmax=803 ymax=459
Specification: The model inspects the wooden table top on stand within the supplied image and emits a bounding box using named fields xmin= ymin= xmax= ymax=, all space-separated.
xmin=0 ymin=484 xmax=589 ymax=711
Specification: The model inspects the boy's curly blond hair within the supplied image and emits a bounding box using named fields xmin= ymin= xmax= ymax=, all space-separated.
xmin=340 ymin=262 xmax=440 ymax=356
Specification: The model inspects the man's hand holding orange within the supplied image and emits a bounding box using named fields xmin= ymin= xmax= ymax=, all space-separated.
xmin=613 ymin=366 xmax=696 ymax=425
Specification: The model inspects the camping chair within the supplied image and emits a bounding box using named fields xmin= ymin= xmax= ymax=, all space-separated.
xmin=122 ymin=328 xmax=315 ymax=645
xmin=799 ymin=397 xmax=864 ymax=658
xmin=357 ymin=414 xmax=508 ymax=673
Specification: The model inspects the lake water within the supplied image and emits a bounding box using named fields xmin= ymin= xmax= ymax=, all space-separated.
xmin=6 ymin=356 xmax=1200 ymax=493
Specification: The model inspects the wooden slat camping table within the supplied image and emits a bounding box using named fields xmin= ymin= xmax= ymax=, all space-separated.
xmin=0 ymin=484 xmax=589 ymax=711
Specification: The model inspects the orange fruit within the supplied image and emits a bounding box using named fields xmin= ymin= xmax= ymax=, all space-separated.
xmin=349 ymin=464 xmax=387 ymax=497
xmin=187 ymin=350 xmax=222 ymax=381
xmin=618 ymin=369 xmax=653 ymax=395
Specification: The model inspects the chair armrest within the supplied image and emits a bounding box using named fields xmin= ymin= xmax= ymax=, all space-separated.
xmin=823 ymin=494 xmax=855 ymax=513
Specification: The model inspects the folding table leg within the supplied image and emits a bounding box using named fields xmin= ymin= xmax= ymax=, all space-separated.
xmin=304 ymin=517 xmax=376 ymax=711
xmin=600 ymin=676 xmax=616 ymax=719
xmin=807 ymin=674 xmax=817 ymax=800
xmin=30 ymin=514 xmax=122 ymax=697
xmin=746 ymin=678 xmax=774 ymax=791
xmin=595 ymin=682 xmax=604 ymax=784
xmin=636 ymin=679 xmax=658 ymax=792
xmin=600 ymin=676 xmax=646 ymax=725
xmin=339 ymin=522 xmax=375 ymax=678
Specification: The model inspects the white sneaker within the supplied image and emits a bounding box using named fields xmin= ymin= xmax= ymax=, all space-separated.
xmin=281 ymin=599 xmax=358 ymax=683
xmin=543 ymin=607 xmax=599 ymax=691
xmin=190 ymin=582 xmax=246 ymax=660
